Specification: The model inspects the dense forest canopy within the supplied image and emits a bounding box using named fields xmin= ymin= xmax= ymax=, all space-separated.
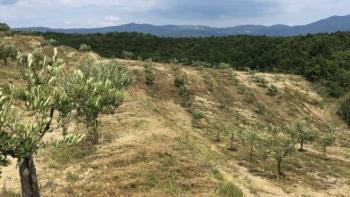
xmin=31 ymin=31 xmax=350 ymax=98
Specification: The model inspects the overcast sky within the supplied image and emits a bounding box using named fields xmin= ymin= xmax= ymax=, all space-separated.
xmin=1 ymin=0 xmax=350 ymax=28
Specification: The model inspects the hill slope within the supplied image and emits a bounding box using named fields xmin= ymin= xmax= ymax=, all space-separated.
xmin=16 ymin=15 xmax=350 ymax=37
xmin=0 ymin=35 xmax=350 ymax=196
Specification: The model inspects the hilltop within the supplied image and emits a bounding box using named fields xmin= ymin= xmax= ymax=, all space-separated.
xmin=0 ymin=35 xmax=350 ymax=196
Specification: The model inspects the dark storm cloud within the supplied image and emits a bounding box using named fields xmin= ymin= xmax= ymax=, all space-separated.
xmin=0 ymin=0 xmax=18 ymax=5
xmin=154 ymin=0 xmax=278 ymax=20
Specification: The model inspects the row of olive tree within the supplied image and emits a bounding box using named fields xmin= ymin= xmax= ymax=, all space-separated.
xmin=227 ymin=118 xmax=337 ymax=179
xmin=0 ymin=48 xmax=131 ymax=197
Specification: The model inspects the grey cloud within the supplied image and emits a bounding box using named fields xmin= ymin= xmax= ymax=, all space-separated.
xmin=0 ymin=0 xmax=18 ymax=5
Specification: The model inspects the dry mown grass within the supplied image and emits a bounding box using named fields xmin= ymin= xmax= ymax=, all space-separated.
xmin=1 ymin=35 xmax=350 ymax=196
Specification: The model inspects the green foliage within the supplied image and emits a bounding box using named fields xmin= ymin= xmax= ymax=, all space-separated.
xmin=254 ymin=102 xmax=267 ymax=114
xmin=192 ymin=110 xmax=205 ymax=121
xmin=266 ymin=84 xmax=278 ymax=96
xmin=263 ymin=125 xmax=297 ymax=178
xmin=79 ymin=43 xmax=91 ymax=52
xmin=289 ymin=118 xmax=318 ymax=151
xmin=318 ymin=127 xmax=336 ymax=155
xmin=174 ymin=74 xmax=185 ymax=88
xmin=253 ymin=75 xmax=268 ymax=87
xmin=122 ymin=50 xmax=134 ymax=59
xmin=0 ymin=23 xmax=10 ymax=32
xmin=243 ymin=91 xmax=256 ymax=104
xmin=65 ymin=60 xmax=132 ymax=143
xmin=338 ymin=97 xmax=350 ymax=126
xmin=244 ymin=129 xmax=263 ymax=160
xmin=192 ymin=60 xmax=211 ymax=69
xmin=0 ymin=41 xmax=18 ymax=66
xmin=203 ymin=74 xmax=215 ymax=92
xmin=144 ymin=59 xmax=155 ymax=85
xmin=40 ymin=31 xmax=350 ymax=98
xmin=218 ymin=62 xmax=231 ymax=69
xmin=41 ymin=38 xmax=58 ymax=46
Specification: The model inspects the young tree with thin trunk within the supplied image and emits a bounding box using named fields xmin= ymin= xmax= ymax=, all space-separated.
xmin=0 ymin=41 xmax=17 ymax=67
xmin=290 ymin=118 xmax=317 ymax=151
xmin=263 ymin=125 xmax=296 ymax=179
xmin=65 ymin=60 xmax=132 ymax=144
xmin=318 ymin=127 xmax=337 ymax=158
xmin=244 ymin=129 xmax=263 ymax=161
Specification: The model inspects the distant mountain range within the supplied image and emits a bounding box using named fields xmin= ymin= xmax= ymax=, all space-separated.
xmin=16 ymin=15 xmax=350 ymax=37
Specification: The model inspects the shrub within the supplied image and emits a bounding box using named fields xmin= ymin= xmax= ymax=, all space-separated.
xmin=174 ymin=74 xmax=185 ymax=88
xmin=0 ymin=23 xmax=10 ymax=31
xmin=203 ymin=74 xmax=214 ymax=92
xmin=192 ymin=60 xmax=211 ymax=68
xmin=266 ymin=84 xmax=278 ymax=96
xmin=144 ymin=59 xmax=155 ymax=85
xmin=79 ymin=44 xmax=91 ymax=52
xmin=243 ymin=91 xmax=256 ymax=104
xmin=218 ymin=62 xmax=231 ymax=69
xmin=41 ymin=38 xmax=58 ymax=46
xmin=192 ymin=110 xmax=205 ymax=120
xmin=122 ymin=50 xmax=134 ymax=59
xmin=253 ymin=75 xmax=268 ymax=87
xmin=254 ymin=102 xmax=267 ymax=114
xmin=179 ymin=85 xmax=188 ymax=97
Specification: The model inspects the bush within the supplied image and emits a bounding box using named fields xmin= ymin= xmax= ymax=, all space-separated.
xmin=203 ymin=74 xmax=214 ymax=92
xmin=41 ymin=38 xmax=58 ymax=46
xmin=253 ymin=75 xmax=268 ymax=87
xmin=192 ymin=61 xmax=211 ymax=68
xmin=243 ymin=91 xmax=256 ymax=104
xmin=218 ymin=62 xmax=231 ymax=69
xmin=338 ymin=97 xmax=350 ymax=126
xmin=144 ymin=59 xmax=155 ymax=85
xmin=179 ymin=85 xmax=188 ymax=97
xmin=192 ymin=110 xmax=205 ymax=120
xmin=266 ymin=84 xmax=278 ymax=96
xmin=174 ymin=74 xmax=185 ymax=88
xmin=122 ymin=50 xmax=134 ymax=59
xmin=254 ymin=102 xmax=267 ymax=114
xmin=79 ymin=44 xmax=91 ymax=52
xmin=0 ymin=23 xmax=10 ymax=31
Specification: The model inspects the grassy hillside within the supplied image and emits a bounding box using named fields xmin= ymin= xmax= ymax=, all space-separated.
xmin=1 ymin=35 xmax=350 ymax=196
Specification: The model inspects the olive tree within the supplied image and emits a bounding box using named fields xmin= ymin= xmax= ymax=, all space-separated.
xmin=318 ymin=127 xmax=336 ymax=157
xmin=243 ymin=129 xmax=263 ymax=161
xmin=289 ymin=119 xmax=317 ymax=151
xmin=0 ymin=48 xmax=75 ymax=197
xmin=0 ymin=41 xmax=18 ymax=66
xmin=263 ymin=126 xmax=296 ymax=179
xmin=65 ymin=60 xmax=132 ymax=144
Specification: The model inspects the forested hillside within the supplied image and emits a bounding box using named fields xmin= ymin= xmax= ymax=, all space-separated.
xmin=38 ymin=32 xmax=350 ymax=98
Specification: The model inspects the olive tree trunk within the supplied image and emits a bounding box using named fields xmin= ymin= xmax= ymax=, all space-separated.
xmin=19 ymin=154 xmax=40 ymax=197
